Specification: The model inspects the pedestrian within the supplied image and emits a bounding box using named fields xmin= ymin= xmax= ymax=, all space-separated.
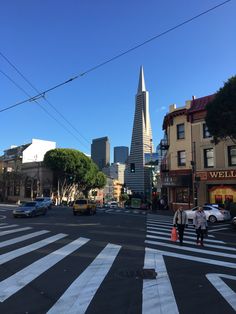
xmin=173 ymin=206 xmax=188 ymax=245
xmin=193 ymin=206 xmax=208 ymax=246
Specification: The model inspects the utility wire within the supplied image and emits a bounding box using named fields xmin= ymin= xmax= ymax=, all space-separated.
xmin=0 ymin=0 xmax=232 ymax=113
xmin=0 ymin=51 xmax=90 ymax=145
xmin=0 ymin=69 xmax=90 ymax=151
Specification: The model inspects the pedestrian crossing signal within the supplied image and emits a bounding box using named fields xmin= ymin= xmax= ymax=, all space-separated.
xmin=130 ymin=163 xmax=135 ymax=173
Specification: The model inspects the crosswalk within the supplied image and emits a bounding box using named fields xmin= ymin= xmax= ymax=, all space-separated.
xmin=0 ymin=222 xmax=121 ymax=312
xmin=97 ymin=207 xmax=147 ymax=215
xmin=142 ymin=214 xmax=236 ymax=313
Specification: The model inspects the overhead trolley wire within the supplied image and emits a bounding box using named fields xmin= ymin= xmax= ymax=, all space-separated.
xmin=0 ymin=51 xmax=90 ymax=145
xmin=0 ymin=0 xmax=232 ymax=113
xmin=0 ymin=68 xmax=90 ymax=150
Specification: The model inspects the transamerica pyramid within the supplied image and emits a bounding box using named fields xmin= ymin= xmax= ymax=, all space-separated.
xmin=125 ymin=66 xmax=154 ymax=195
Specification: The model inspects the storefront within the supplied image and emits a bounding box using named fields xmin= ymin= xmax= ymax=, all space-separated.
xmin=196 ymin=170 xmax=236 ymax=206
xmin=162 ymin=171 xmax=193 ymax=211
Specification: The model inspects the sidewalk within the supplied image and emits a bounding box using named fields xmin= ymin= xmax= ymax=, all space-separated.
xmin=0 ymin=203 xmax=18 ymax=207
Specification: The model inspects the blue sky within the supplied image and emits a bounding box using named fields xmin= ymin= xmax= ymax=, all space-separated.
xmin=0 ymin=0 xmax=235 ymax=161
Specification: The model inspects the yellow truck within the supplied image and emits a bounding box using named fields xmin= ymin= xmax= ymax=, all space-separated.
xmin=73 ymin=199 xmax=96 ymax=215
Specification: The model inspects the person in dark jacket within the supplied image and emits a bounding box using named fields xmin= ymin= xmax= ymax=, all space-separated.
xmin=193 ymin=206 xmax=208 ymax=246
xmin=173 ymin=206 xmax=188 ymax=245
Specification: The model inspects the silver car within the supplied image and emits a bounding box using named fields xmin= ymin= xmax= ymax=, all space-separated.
xmin=185 ymin=205 xmax=231 ymax=223
xmin=35 ymin=197 xmax=53 ymax=209
xmin=13 ymin=201 xmax=47 ymax=218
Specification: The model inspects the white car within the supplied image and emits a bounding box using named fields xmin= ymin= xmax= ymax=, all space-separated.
xmin=185 ymin=205 xmax=231 ymax=223
xmin=109 ymin=202 xmax=119 ymax=209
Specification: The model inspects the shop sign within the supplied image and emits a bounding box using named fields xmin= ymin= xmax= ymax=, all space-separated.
xmin=196 ymin=170 xmax=236 ymax=181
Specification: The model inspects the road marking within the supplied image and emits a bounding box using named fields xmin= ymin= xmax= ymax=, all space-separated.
xmin=146 ymin=234 xmax=235 ymax=251
xmin=0 ymin=223 xmax=7 ymax=226
xmin=47 ymin=243 xmax=121 ymax=314
xmin=0 ymin=230 xmax=50 ymax=248
xmin=147 ymin=229 xmax=225 ymax=244
xmin=208 ymin=228 xmax=230 ymax=233
xmin=145 ymin=240 xmax=236 ymax=259
xmin=206 ymin=273 xmax=236 ymax=311
xmin=0 ymin=227 xmax=32 ymax=236
xmin=0 ymin=237 xmax=90 ymax=302
xmin=142 ymin=248 xmax=179 ymax=314
xmin=0 ymin=224 xmax=19 ymax=229
xmin=0 ymin=233 xmax=67 ymax=265
xmin=0 ymin=215 xmax=6 ymax=220
xmin=147 ymin=225 xmax=215 ymax=238
xmin=146 ymin=247 xmax=236 ymax=269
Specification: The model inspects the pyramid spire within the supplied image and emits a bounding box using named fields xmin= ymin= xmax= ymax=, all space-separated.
xmin=137 ymin=66 xmax=146 ymax=93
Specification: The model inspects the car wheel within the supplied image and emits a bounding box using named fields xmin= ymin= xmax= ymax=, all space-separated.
xmin=31 ymin=211 xmax=36 ymax=217
xmin=73 ymin=211 xmax=76 ymax=216
xmin=209 ymin=215 xmax=217 ymax=223
xmin=43 ymin=209 xmax=47 ymax=215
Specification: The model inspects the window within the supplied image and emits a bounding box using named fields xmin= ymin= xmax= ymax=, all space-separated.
xmin=177 ymin=124 xmax=185 ymax=139
xmin=203 ymin=123 xmax=211 ymax=138
xmin=177 ymin=151 xmax=186 ymax=166
xmin=176 ymin=188 xmax=189 ymax=203
xmin=204 ymin=148 xmax=214 ymax=168
xmin=228 ymin=146 xmax=236 ymax=166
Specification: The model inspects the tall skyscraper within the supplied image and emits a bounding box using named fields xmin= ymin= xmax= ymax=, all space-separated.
xmin=125 ymin=66 xmax=154 ymax=195
xmin=91 ymin=137 xmax=110 ymax=170
xmin=114 ymin=146 xmax=129 ymax=163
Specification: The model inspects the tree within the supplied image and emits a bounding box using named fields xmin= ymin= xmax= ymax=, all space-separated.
xmin=205 ymin=75 xmax=236 ymax=143
xmin=44 ymin=148 xmax=106 ymax=203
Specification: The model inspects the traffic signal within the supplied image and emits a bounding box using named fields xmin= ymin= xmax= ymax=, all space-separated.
xmin=130 ymin=163 xmax=135 ymax=173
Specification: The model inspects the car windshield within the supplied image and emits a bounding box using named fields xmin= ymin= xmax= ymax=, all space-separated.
xmin=75 ymin=200 xmax=87 ymax=205
xmin=23 ymin=202 xmax=36 ymax=207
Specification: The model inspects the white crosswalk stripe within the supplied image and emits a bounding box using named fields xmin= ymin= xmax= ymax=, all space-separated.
xmin=0 ymin=237 xmax=90 ymax=302
xmin=143 ymin=214 xmax=236 ymax=313
xmin=0 ymin=223 xmax=122 ymax=312
xmin=0 ymin=233 xmax=67 ymax=265
xmin=47 ymin=243 xmax=121 ymax=314
xmin=0 ymin=230 xmax=50 ymax=248
xmin=0 ymin=227 xmax=32 ymax=236
xmin=0 ymin=224 xmax=19 ymax=229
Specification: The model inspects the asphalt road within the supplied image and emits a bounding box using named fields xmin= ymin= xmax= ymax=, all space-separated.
xmin=0 ymin=205 xmax=235 ymax=314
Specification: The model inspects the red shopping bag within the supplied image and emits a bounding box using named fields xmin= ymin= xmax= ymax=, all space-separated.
xmin=171 ymin=227 xmax=178 ymax=242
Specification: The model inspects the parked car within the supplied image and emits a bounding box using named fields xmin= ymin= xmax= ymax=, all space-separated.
xmin=109 ymin=202 xmax=119 ymax=208
xmin=13 ymin=201 xmax=47 ymax=218
xmin=73 ymin=199 xmax=96 ymax=215
xmin=185 ymin=205 xmax=231 ymax=223
xmin=35 ymin=197 xmax=53 ymax=209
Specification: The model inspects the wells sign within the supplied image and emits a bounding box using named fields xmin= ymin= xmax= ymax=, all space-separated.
xmin=196 ymin=170 xmax=236 ymax=181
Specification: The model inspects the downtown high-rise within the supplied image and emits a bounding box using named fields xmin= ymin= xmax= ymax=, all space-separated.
xmin=125 ymin=66 xmax=154 ymax=195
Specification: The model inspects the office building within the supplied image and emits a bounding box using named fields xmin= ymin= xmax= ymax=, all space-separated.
xmin=114 ymin=146 xmax=129 ymax=163
xmin=125 ymin=66 xmax=154 ymax=195
xmin=91 ymin=137 xmax=110 ymax=170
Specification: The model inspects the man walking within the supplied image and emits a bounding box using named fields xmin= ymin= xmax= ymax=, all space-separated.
xmin=173 ymin=206 xmax=188 ymax=245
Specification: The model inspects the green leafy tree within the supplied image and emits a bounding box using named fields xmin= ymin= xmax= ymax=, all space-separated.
xmin=206 ymin=75 xmax=236 ymax=143
xmin=44 ymin=148 xmax=106 ymax=203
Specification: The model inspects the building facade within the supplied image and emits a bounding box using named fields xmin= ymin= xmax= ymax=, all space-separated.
xmin=102 ymin=163 xmax=126 ymax=184
xmin=161 ymin=102 xmax=193 ymax=210
xmin=188 ymin=95 xmax=236 ymax=207
xmin=91 ymin=137 xmax=110 ymax=170
xmin=114 ymin=146 xmax=129 ymax=163
xmin=161 ymin=94 xmax=236 ymax=210
xmin=0 ymin=139 xmax=55 ymax=203
xmin=125 ymin=66 xmax=154 ymax=197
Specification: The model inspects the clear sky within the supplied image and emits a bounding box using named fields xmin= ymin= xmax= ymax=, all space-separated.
xmin=0 ymin=0 xmax=235 ymax=161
